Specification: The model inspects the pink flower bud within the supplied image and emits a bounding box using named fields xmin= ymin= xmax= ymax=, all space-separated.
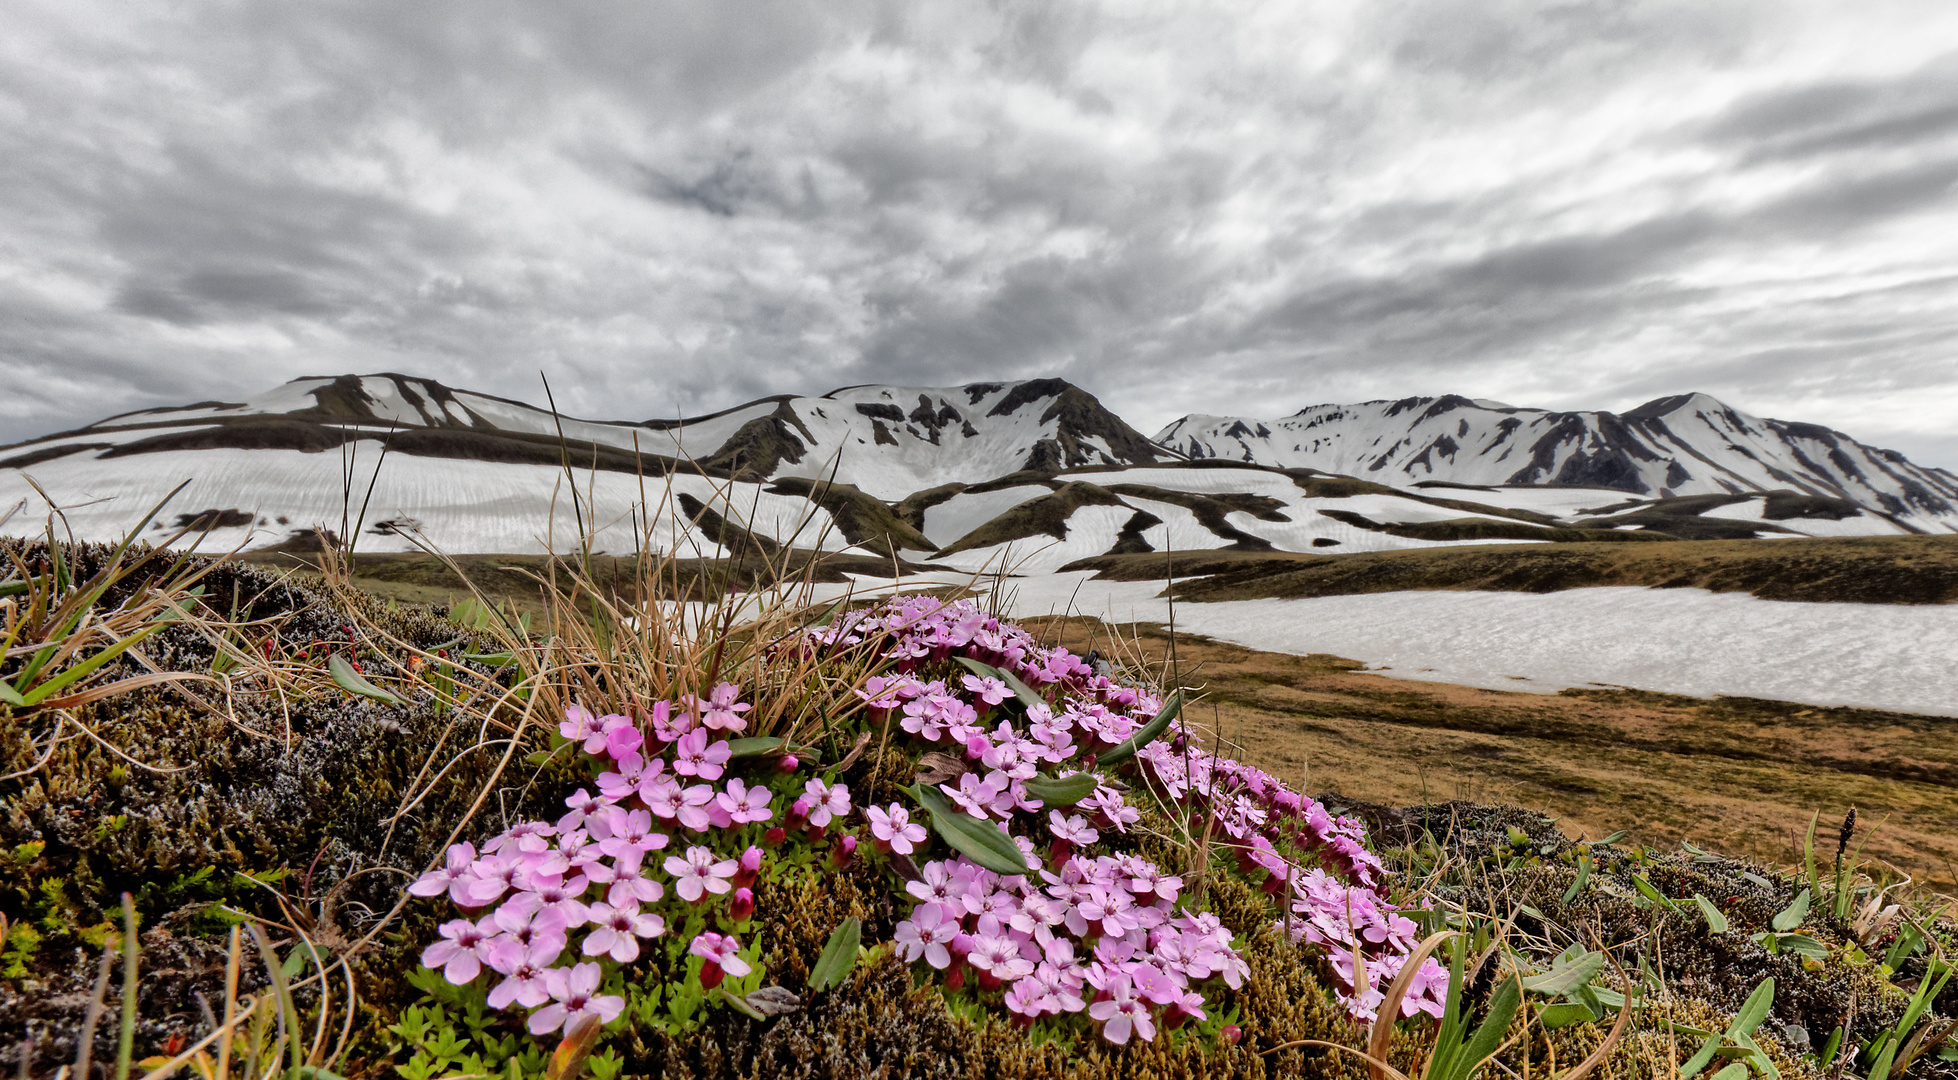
xmin=734 ymin=845 xmax=763 ymax=889
xmin=729 ymin=887 xmax=755 ymax=921
xmin=1222 ymin=1024 xmax=1242 ymax=1045
xmin=831 ymin=834 xmax=857 ymax=869
xmin=764 ymin=826 xmax=786 ymax=847
xmin=777 ymin=754 xmax=800 ymax=773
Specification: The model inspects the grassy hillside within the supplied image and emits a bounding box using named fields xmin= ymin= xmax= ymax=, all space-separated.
xmin=1064 ymin=534 xmax=1958 ymax=605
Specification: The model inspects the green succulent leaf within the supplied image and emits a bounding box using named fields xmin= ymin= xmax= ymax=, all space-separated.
xmin=1021 ymin=772 xmax=1098 ymax=808
xmin=1096 ymin=688 xmax=1184 ymax=767
xmin=725 ymin=737 xmax=802 ymax=759
xmin=1780 ymin=934 xmax=1830 ymax=960
xmin=1537 ymin=1001 xmax=1598 ymax=1030
xmin=1727 ymin=977 xmax=1775 ymax=1039
xmin=1521 ymin=950 xmax=1605 ymax=997
xmin=1772 ymin=890 xmax=1810 ymax=933
xmin=717 ymin=988 xmax=767 ymax=1021
xmin=328 ymin=653 xmax=404 ymax=705
xmin=1694 ymin=894 xmax=1730 ymax=934
xmin=910 ymin=783 xmax=1031 ymax=876
xmin=1629 ymin=874 xmax=1679 ymax=913
xmin=953 ymin=657 xmax=1047 ymax=711
xmin=808 ymin=917 xmax=861 ymax=992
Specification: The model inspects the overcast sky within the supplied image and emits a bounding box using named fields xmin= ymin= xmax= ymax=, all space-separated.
xmin=4 ymin=1 xmax=1957 ymax=466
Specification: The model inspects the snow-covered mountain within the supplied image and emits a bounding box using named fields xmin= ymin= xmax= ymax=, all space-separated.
xmin=1 ymin=374 xmax=1946 ymax=558
xmin=2 ymin=373 xmax=1174 ymax=503
xmin=1154 ymin=393 xmax=1958 ymax=532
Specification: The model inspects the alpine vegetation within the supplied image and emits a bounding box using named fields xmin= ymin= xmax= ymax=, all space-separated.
xmin=400 ymin=594 xmax=1443 ymax=1060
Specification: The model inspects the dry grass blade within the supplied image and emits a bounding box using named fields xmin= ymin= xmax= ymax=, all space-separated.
xmin=1369 ymin=929 xmax=1461 ymax=1077
xmin=1259 ymin=1039 xmax=1416 ymax=1080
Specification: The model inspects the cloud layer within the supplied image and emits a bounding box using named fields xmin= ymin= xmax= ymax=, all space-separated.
xmin=4 ymin=0 xmax=1957 ymax=466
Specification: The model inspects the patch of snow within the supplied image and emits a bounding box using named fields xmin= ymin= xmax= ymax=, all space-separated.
xmin=0 ymin=446 xmax=847 ymax=557
xmin=861 ymin=573 xmax=1958 ymax=717
xmin=1699 ymin=498 xmax=1769 ymax=522
xmin=926 ymin=505 xmax=1137 ymax=575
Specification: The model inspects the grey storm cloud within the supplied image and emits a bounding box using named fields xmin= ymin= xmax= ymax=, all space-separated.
xmin=2 ymin=0 xmax=1956 ymax=467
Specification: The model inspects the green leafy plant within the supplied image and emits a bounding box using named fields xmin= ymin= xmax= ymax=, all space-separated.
xmin=1674 ymin=976 xmax=1777 ymax=1079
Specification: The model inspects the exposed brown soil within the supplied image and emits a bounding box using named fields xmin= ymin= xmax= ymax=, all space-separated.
xmin=1016 ymin=614 xmax=1958 ymax=891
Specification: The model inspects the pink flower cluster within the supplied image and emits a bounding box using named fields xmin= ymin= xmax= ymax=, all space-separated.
xmin=410 ymin=685 xmax=788 ymax=1033
xmin=1131 ymin=739 xmax=1445 ymax=1021
xmin=893 ymin=853 xmax=1244 ymax=1044
xmin=813 ymin=599 xmax=1242 ymax=1044
xmin=824 ymin=595 xmax=1442 ymax=1026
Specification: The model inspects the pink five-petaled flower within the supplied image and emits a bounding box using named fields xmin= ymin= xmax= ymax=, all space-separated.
xmin=602 ymin=716 xmax=643 ymax=761
xmin=801 ymin=778 xmax=852 ymax=828
xmin=716 ymin=778 xmax=774 ymax=824
xmin=421 ymin=917 xmax=493 ymax=984
xmin=648 ymin=699 xmax=692 ymax=743
xmin=527 ymin=962 xmax=625 ymax=1036
xmin=484 ymin=941 xmax=557 ymax=1010
xmin=1401 ymin=958 xmax=1449 ymax=1019
xmin=581 ymin=901 xmax=665 ymax=963
xmin=409 ymin=842 xmax=479 ymax=906
xmin=1088 ymin=973 xmax=1156 ymax=1045
xmin=942 ymin=772 xmax=997 ymax=820
xmin=892 ymin=902 xmax=959 ymax=969
xmin=866 ymin=803 xmax=927 ymax=855
xmin=672 ymin=728 xmax=732 ymax=781
xmin=559 ymin=704 xmax=595 ymax=747
xmin=695 ymin=682 xmax=752 ymax=732
xmin=689 ymin=931 xmax=752 ymax=989
xmin=663 ymin=846 xmax=738 ymax=903
xmin=960 ymin=673 xmax=1012 ymax=707
xmin=1048 ymin=811 xmax=1099 ymax=846
xmin=595 ymin=808 xmax=669 ymax=873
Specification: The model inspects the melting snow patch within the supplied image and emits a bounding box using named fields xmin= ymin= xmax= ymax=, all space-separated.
xmin=1159 ymin=587 xmax=1958 ymax=718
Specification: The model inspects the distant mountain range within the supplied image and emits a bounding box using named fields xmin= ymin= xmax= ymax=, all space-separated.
xmin=1157 ymin=393 xmax=1958 ymax=525
xmin=2 ymin=374 xmax=1952 ymax=562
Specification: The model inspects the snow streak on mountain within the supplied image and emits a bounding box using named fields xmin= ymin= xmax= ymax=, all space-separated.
xmin=1155 ymin=393 xmax=1958 ymax=532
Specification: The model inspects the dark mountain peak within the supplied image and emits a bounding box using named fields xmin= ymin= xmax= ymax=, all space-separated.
xmin=1623 ymin=392 xmax=1732 ymax=422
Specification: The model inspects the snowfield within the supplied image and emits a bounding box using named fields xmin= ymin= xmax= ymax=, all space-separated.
xmin=0 ymin=445 xmax=851 ymax=558
xmin=822 ymin=572 xmax=1958 ymax=718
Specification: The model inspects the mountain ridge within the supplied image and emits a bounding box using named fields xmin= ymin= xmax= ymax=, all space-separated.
xmin=3 ymin=373 xmax=1952 ymax=558
xmin=1155 ymin=391 xmax=1958 ymax=530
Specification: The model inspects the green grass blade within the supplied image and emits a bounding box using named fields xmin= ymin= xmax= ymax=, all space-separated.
xmin=115 ymin=893 xmax=137 ymax=1080
xmin=20 ymin=622 xmax=165 ymax=706
xmin=1453 ymin=975 xmax=1521 ymax=1079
